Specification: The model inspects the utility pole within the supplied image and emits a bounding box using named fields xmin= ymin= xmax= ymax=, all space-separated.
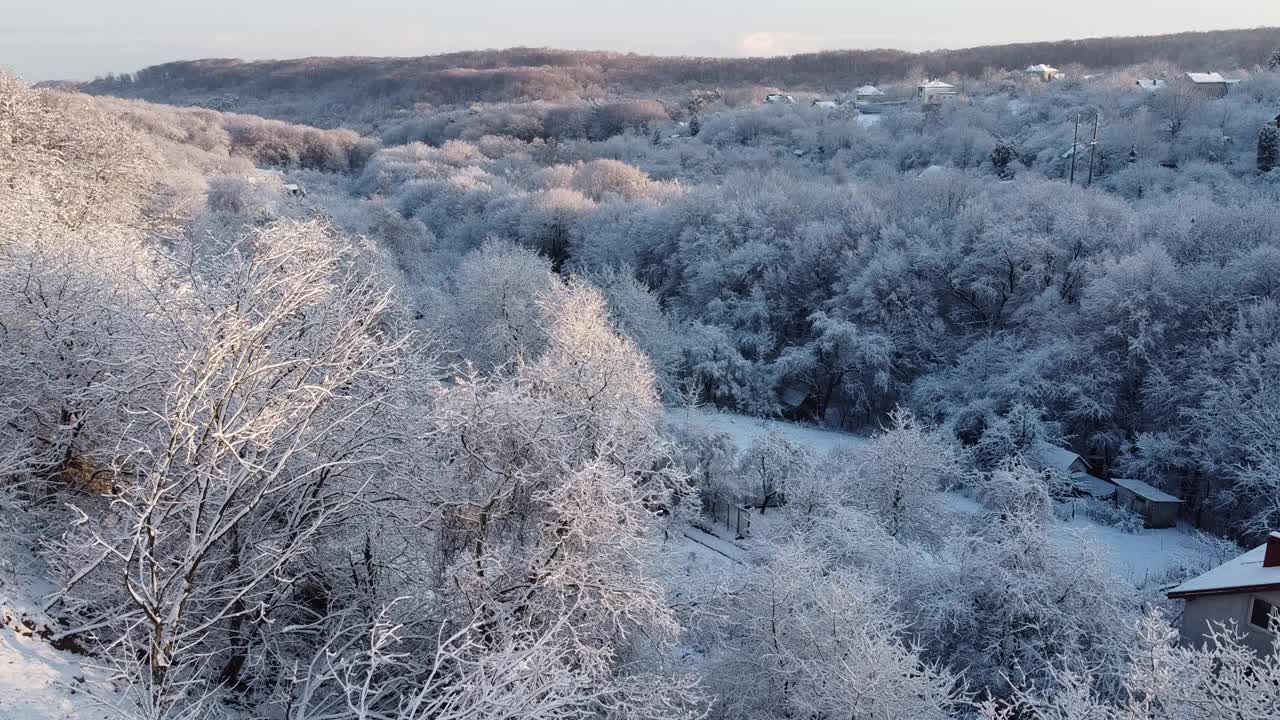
xmin=1069 ymin=113 xmax=1081 ymax=186
xmin=1087 ymin=113 xmax=1100 ymax=187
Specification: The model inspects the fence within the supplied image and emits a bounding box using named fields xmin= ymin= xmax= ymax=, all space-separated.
xmin=707 ymin=494 xmax=751 ymax=539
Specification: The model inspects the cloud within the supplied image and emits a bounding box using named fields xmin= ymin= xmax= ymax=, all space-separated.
xmin=735 ymin=30 xmax=906 ymax=57
xmin=737 ymin=31 xmax=829 ymax=57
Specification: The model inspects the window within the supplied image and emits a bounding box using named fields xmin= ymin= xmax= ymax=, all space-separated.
xmin=1249 ymin=597 xmax=1278 ymax=634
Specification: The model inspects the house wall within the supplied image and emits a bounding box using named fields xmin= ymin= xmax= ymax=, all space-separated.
xmin=1114 ymin=486 xmax=1137 ymax=512
xmin=1181 ymin=590 xmax=1280 ymax=657
xmin=1180 ymin=78 xmax=1229 ymax=98
xmin=918 ymin=87 xmax=957 ymax=103
xmin=1148 ymin=501 xmax=1180 ymax=529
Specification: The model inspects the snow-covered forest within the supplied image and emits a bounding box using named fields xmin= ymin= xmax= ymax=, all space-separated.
xmin=4 ymin=31 xmax=1280 ymax=719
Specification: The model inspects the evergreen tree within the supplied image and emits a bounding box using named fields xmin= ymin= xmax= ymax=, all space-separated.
xmin=689 ymin=115 xmax=701 ymax=137
xmin=1269 ymin=47 xmax=1280 ymax=70
xmin=990 ymin=141 xmax=1017 ymax=177
xmin=1258 ymin=124 xmax=1280 ymax=173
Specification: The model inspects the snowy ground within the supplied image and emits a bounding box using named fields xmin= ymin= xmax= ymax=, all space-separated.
xmin=1054 ymin=512 xmax=1224 ymax=588
xmin=664 ymin=407 xmax=1223 ymax=589
xmin=665 ymin=407 xmax=869 ymax=454
xmin=0 ymin=531 xmax=117 ymax=720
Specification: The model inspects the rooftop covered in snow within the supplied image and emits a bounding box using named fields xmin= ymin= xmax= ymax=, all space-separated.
xmin=1033 ymin=442 xmax=1090 ymax=475
xmin=1185 ymin=72 xmax=1240 ymax=85
xmin=1072 ymin=474 xmax=1116 ymax=500
xmin=1169 ymin=533 xmax=1280 ymax=599
xmin=1111 ymin=477 xmax=1182 ymax=504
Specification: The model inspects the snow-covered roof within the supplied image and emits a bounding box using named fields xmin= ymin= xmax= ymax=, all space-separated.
xmin=1072 ymin=474 xmax=1116 ymax=500
xmin=1033 ymin=442 xmax=1090 ymax=474
xmin=919 ymin=80 xmax=956 ymax=89
xmin=1169 ymin=534 xmax=1280 ymax=598
xmin=1186 ymin=72 xmax=1227 ymax=84
xmin=1111 ymin=477 xmax=1181 ymax=504
xmin=1135 ymin=78 xmax=1167 ymax=91
xmin=855 ymin=85 xmax=885 ymax=96
xmin=812 ymin=100 xmax=840 ymax=108
xmin=1026 ymin=64 xmax=1059 ymax=73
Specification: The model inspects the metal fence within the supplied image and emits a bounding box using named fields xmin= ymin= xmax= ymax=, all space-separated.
xmin=707 ymin=494 xmax=751 ymax=539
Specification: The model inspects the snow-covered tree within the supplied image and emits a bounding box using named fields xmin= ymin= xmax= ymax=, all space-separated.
xmin=48 ymin=221 xmax=409 ymax=716
xmin=711 ymin=540 xmax=961 ymax=720
xmin=735 ymin=432 xmax=816 ymax=513
xmin=911 ymin=511 xmax=1135 ymax=697
xmin=982 ymin=609 xmax=1280 ymax=720
xmin=852 ymin=407 xmax=961 ymax=539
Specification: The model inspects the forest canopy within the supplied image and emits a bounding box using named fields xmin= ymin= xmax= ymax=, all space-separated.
xmin=5 ymin=24 xmax=1280 ymax=720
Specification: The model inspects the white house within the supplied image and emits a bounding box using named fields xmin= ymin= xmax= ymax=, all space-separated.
xmin=854 ymin=85 xmax=885 ymax=103
xmin=1025 ymin=64 xmax=1061 ymax=81
xmin=1168 ymin=532 xmax=1280 ymax=657
xmin=917 ymin=80 xmax=958 ymax=105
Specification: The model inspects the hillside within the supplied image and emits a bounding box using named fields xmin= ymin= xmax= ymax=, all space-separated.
xmin=78 ymin=27 xmax=1280 ymax=129
xmin=7 ymin=13 xmax=1280 ymax=715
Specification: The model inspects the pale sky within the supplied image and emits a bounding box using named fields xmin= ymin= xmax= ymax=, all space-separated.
xmin=3 ymin=0 xmax=1279 ymax=81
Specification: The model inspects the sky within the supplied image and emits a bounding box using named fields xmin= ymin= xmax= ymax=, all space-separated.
xmin=3 ymin=0 xmax=1279 ymax=81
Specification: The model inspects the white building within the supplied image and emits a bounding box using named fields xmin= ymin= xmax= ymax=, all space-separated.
xmin=1169 ymin=532 xmax=1280 ymax=657
xmin=811 ymin=99 xmax=841 ymax=109
xmin=917 ymin=80 xmax=958 ymax=105
xmin=1135 ymin=78 xmax=1167 ymax=92
xmin=1025 ymin=64 xmax=1061 ymax=81
xmin=1110 ymin=477 xmax=1182 ymax=528
xmin=764 ymin=93 xmax=795 ymax=104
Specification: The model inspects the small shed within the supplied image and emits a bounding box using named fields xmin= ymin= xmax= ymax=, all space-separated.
xmin=1032 ymin=442 xmax=1092 ymax=477
xmin=854 ymin=85 xmax=885 ymax=103
xmin=1183 ymin=72 xmax=1240 ymax=98
xmin=1135 ymin=78 xmax=1167 ymax=92
xmin=1110 ymin=477 xmax=1182 ymax=528
xmin=764 ymin=93 xmax=795 ymax=104
xmin=283 ymin=183 xmax=307 ymax=197
xmin=811 ymin=99 xmax=841 ymax=109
